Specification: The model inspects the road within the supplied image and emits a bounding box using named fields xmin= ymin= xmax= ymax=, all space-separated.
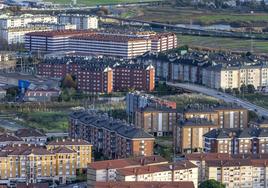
xmin=167 ymin=82 xmax=268 ymax=117
xmin=58 ymin=182 xmax=86 ymax=188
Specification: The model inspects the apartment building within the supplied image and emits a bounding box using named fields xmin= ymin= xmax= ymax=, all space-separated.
xmin=0 ymin=51 xmax=16 ymax=70
xmin=28 ymin=22 xmax=77 ymax=30
xmin=25 ymin=31 xmax=177 ymax=59
xmin=0 ymin=14 xmax=57 ymax=29
xmin=15 ymin=129 xmax=47 ymax=146
xmin=206 ymin=158 xmax=268 ymax=188
xmin=47 ymin=138 xmax=92 ymax=169
xmin=184 ymin=105 xmax=249 ymax=129
xmin=25 ymin=30 xmax=93 ymax=53
xmin=175 ymin=118 xmax=218 ymax=153
xmin=150 ymin=33 xmax=178 ymax=52
xmin=92 ymin=182 xmax=195 ymax=188
xmin=69 ymin=34 xmax=151 ymax=59
xmin=203 ymin=64 xmax=268 ymax=90
xmin=113 ymin=64 xmax=155 ymax=92
xmin=58 ymin=14 xmax=98 ymax=30
xmin=116 ymin=160 xmax=198 ymax=188
xmin=184 ymin=153 xmax=268 ymax=186
xmin=87 ymin=155 xmax=168 ymax=187
xmin=135 ymin=106 xmax=179 ymax=137
xmin=203 ymin=127 xmax=268 ymax=155
xmin=0 ymin=133 xmax=24 ymax=148
xmin=0 ymin=144 xmax=76 ymax=185
xmin=126 ymin=91 xmax=177 ymax=116
xmin=37 ymin=57 xmax=155 ymax=93
xmin=69 ymin=110 xmax=155 ymax=159
xmin=0 ymin=26 xmax=51 ymax=44
xmin=77 ymin=66 xmax=113 ymax=94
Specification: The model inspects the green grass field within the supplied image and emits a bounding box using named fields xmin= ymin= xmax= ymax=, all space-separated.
xmin=46 ymin=0 xmax=160 ymax=6
xmin=178 ymin=35 xmax=268 ymax=54
xmin=130 ymin=6 xmax=268 ymax=25
xmin=19 ymin=111 xmax=69 ymax=133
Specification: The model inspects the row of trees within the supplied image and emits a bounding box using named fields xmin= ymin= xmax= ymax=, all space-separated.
xmin=222 ymin=84 xmax=256 ymax=95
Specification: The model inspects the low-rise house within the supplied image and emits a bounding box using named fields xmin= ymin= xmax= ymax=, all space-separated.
xmin=15 ymin=129 xmax=47 ymax=146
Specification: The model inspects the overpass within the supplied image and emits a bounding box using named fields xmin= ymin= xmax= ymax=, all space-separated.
xmin=101 ymin=16 xmax=268 ymax=40
xmin=167 ymin=82 xmax=268 ymax=117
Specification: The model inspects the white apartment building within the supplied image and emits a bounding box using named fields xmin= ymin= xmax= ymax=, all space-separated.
xmin=116 ymin=161 xmax=198 ymax=188
xmin=28 ymin=22 xmax=77 ymax=30
xmin=87 ymin=156 xmax=168 ymax=188
xmin=0 ymin=14 xmax=57 ymax=29
xmin=25 ymin=30 xmax=93 ymax=52
xmin=203 ymin=64 xmax=268 ymax=90
xmin=69 ymin=34 xmax=151 ymax=59
xmin=1 ymin=26 xmax=51 ymax=44
xmin=150 ymin=33 xmax=178 ymax=52
xmin=58 ymin=14 xmax=98 ymax=29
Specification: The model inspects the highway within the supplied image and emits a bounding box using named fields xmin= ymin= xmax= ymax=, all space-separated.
xmin=167 ymin=82 xmax=268 ymax=117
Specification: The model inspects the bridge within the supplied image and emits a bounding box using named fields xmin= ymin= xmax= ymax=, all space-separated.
xmin=100 ymin=16 xmax=268 ymax=40
xmin=167 ymin=82 xmax=268 ymax=117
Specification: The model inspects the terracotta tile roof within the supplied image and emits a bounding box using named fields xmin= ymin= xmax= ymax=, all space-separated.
xmin=26 ymin=30 xmax=94 ymax=37
xmin=47 ymin=138 xmax=91 ymax=146
xmin=71 ymin=33 xmax=148 ymax=43
xmin=15 ymin=129 xmax=46 ymax=138
xmin=93 ymin=182 xmax=194 ymax=188
xmin=53 ymin=147 xmax=76 ymax=154
xmin=88 ymin=155 xmax=167 ymax=170
xmin=0 ymin=133 xmax=23 ymax=142
xmin=117 ymin=161 xmax=197 ymax=176
xmin=185 ymin=153 xmax=231 ymax=161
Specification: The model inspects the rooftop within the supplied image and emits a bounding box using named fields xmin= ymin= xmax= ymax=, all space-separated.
xmin=93 ymin=182 xmax=194 ymax=188
xmin=117 ymin=160 xmax=197 ymax=176
xmin=15 ymin=129 xmax=46 ymax=138
xmin=88 ymin=155 xmax=167 ymax=170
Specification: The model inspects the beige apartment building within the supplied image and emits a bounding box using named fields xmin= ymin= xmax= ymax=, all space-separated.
xmin=175 ymin=119 xmax=218 ymax=153
xmin=203 ymin=64 xmax=268 ymax=90
xmin=135 ymin=106 xmax=179 ymax=137
xmin=206 ymin=159 xmax=268 ymax=188
xmin=185 ymin=153 xmax=268 ymax=188
xmin=184 ymin=105 xmax=249 ymax=129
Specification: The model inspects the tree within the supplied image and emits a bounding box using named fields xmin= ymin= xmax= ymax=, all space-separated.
xmin=199 ymin=179 xmax=225 ymax=188
xmin=240 ymin=84 xmax=247 ymax=93
xmin=61 ymin=74 xmax=77 ymax=89
xmin=247 ymin=84 xmax=255 ymax=94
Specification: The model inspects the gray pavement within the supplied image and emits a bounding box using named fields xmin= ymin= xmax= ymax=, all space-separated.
xmin=167 ymin=82 xmax=268 ymax=117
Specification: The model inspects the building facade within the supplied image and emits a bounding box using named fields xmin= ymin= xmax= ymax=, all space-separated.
xmin=184 ymin=105 xmax=249 ymax=129
xmin=175 ymin=119 xmax=218 ymax=153
xmin=87 ymin=155 xmax=168 ymax=188
xmin=204 ymin=127 xmax=268 ymax=155
xmin=135 ymin=106 xmax=179 ymax=137
xmin=69 ymin=110 xmax=155 ymax=159
xmin=58 ymin=14 xmax=98 ymax=30
xmin=47 ymin=138 xmax=92 ymax=169
xmin=25 ymin=31 xmax=177 ymax=59
xmin=0 ymin=144 xmax=77 ymax=185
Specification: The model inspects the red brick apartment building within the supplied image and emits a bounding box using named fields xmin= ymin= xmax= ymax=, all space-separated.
xmin=69 ymin=110 xmax=155 ymax=159
xmin=38 ymin=57 xmax=155 ymax=93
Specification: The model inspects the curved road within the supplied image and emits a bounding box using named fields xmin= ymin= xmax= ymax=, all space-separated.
xmin=167 ymin=82 xmax=268 ymax=117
